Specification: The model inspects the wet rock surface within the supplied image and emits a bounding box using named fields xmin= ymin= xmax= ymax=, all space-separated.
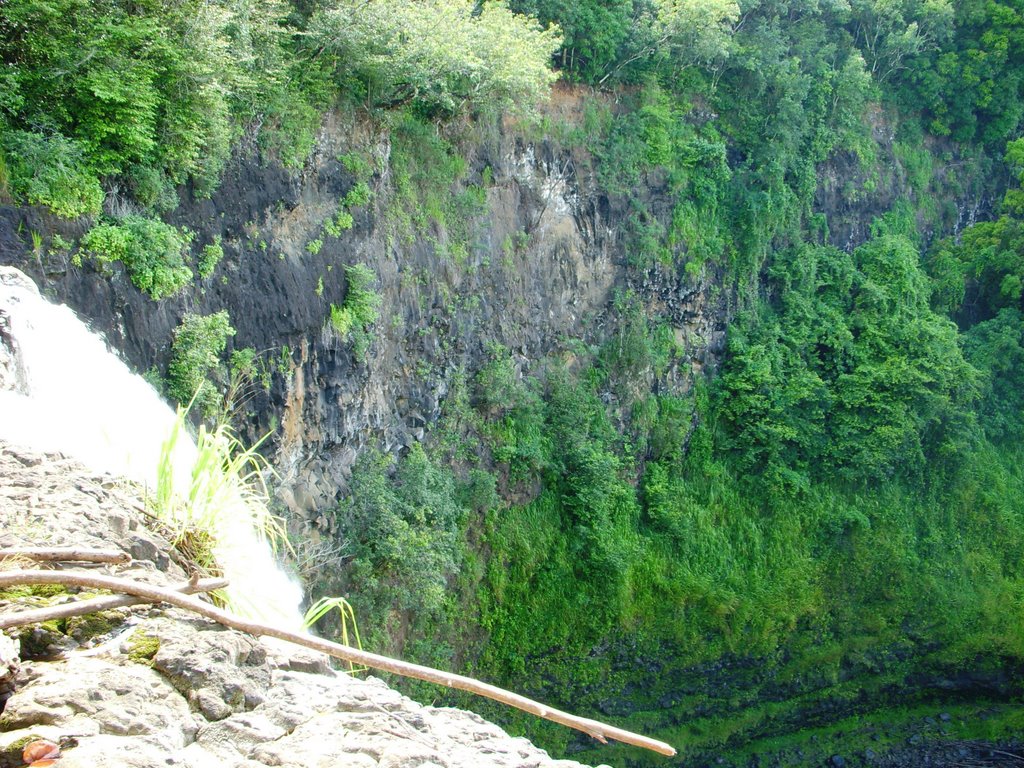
xmin=0 ymin=442 xmax=599 ymax=768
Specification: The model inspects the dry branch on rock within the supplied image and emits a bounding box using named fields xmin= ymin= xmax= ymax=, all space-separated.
xmin=0 ymin=569 xmax=677 ymax=757
xmin=0 ymin=547 xmax=130 ymax=564
xmin=0 ymin=576 xmax=228 ymax=630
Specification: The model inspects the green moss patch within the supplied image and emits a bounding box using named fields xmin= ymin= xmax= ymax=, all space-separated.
xmin=125 ymin=629 xmax=160 ymax=665
xmin=66 ymin=610 xmax=127 ymax=643
xmin=0 ymin=584 xmax=67 ymax=601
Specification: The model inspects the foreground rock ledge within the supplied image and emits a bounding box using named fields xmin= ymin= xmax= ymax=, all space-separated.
xmin=0 ymin=442 xmax=599 ymax=768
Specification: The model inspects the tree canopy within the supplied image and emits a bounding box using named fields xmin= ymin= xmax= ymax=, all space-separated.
xmin=307 ymin=0 xmax=562 ymax=116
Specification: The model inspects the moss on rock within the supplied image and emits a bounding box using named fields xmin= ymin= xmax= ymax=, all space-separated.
xmin=0 ymin=584 xmax=67 ymax=602
xmin=126 ymin=629 xmax=160 ymax=665
xmin=66 ymin=610 xmax=126 ymax=643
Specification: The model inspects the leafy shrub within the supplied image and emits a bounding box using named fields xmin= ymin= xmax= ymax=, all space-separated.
xmin=343 ymin=180 xmax=372 ymax=208
xmin=81 ymin=215 xmax=193 ymax=300
xmin=2 ymin=131 xmax=103 ymax=218
xmin=198 ymin=237 xmax=224 ymax=279
xmin=329 ymin=264 xmax=381 ymax=338
xmin=323 ymin=208 xmax=354 ymax=238
xmin=474 ymin=343 xmax=523 ymax=415
xmin=167 ymin=311 xmax=236 ymax=417
xmin=129 ymin=165 xmax=178 ymax=214
xmin=329 ymin=265 xmax=381 ymax=362
xmin=328 ymin=445 xmax=468 ymax=652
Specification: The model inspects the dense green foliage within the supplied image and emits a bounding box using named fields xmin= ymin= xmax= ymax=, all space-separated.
xmin=2 ymin=131 xmax=104 ymax=217
xmin=303 ymin=0 xmax=1024 ymax=764
xmin=0 ymin=0 xmax=240 ymax=198
xmin=80 ymin=216 xmax=193 ymax=300
xmin=167 ymin=311 xmax=236 ymax=418
xmin=717 ymin=229 xmax=978 ymax=491
xmin=307 ymin=0 xmax=561 ymax=116
xmin=508 ymin=0 xmax=1024 ymax=153
xmin=325 ymin=446 xmax=469 ymax=652
xmin=0 ymin=0 xmax=560 ymax=224
xmin=928 ymin=139 xmax=1024 ymax=321
xmin=5 ymin=0 xmax=1024 ymax=763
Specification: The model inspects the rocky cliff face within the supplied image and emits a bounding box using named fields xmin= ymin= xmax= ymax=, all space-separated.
xmin=0 ymin=441 xmax=600 ymax=768
xmin=0 ymin=97 xmax=995 ymax=539
xmin=0 ymin=105 xmax=726 ymax=532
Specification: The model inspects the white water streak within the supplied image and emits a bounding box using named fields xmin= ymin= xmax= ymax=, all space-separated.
xmin=0 ymin=271 xmax=303 ymax=630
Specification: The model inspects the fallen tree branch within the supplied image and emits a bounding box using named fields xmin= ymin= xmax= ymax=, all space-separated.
xmin=0 ymin=576 xmax=228 ymax=630
xmin=0 ymin=570 xmax=676 ymax=757
xmin=0 ymin=547 xmax=130 ymax=564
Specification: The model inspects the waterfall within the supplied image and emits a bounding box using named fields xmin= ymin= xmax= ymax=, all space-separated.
xmin=0 ymin=267 xmax=303 ymax=630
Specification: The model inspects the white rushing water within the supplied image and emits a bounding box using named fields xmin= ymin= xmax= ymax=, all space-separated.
xmin=0 ymin=268 xmax=303 ymax=630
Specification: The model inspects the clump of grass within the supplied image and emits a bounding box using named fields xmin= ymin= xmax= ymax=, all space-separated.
xmin=303 ymin=596 xmax=366 ymax=674
xmin=150 ymin=405 xmax=289 ymax=614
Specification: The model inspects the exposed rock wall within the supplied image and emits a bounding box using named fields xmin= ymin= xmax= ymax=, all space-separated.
xmin=0 ymin=111 xmax=725 ymax=530
xmin=0 ymin=102 xmax=993 ymax=534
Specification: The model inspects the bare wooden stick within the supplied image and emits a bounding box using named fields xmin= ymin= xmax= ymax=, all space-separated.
xmin=0 ymin=547 xmax=130 ymax=564
xmin=0 ymin=576 xmax=228 ymax=630
xmin=0 ymin=570 xmax=676 ymax=757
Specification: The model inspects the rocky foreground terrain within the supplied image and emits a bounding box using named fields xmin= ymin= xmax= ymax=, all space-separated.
xmin=0 ymin=442 xmax=600 ymax=768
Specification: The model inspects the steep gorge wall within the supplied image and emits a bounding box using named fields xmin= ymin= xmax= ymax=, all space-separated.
xmin=1 ymin=98 xmax=1018 ymax=768
xmin=0 ymin=108 xmax=725 ymax=531
xmin=0 ymin=95 xmax=1002 ymax=541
